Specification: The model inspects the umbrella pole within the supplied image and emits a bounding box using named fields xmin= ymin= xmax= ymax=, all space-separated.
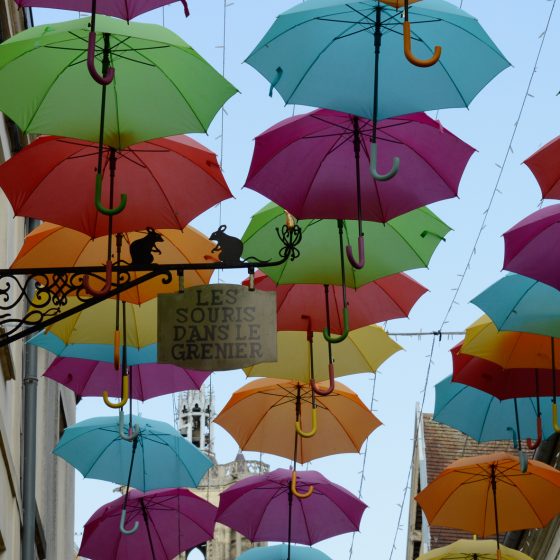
xmin=490 ymin=464 xmax=501 ymax=560
xmin=119 ymin=436 xmax=140 ymax=535
xmin=551 ymin=338 xmax=560 ymax=432
xmin=140 ymin=498 xmax=157 ymax=560
xmin=106 ymin=148 xmax=117 ymax=261
xmin=527 ymin=370 xmax=543 ymax=449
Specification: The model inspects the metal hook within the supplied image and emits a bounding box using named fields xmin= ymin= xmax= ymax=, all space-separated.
xmin=369 ymin=141 xmax=399 ymax=181
xmin=323 ymin=307 xmax=349 ymax=344
xmin=290 ymin=470 xmax=314 ymax=499
xmin=103 ymin=374 xmax=129 ymax=409
xmin=118 ymin=409 xmax=140 ymax=441
xmin=119 ymin=507 xmax=139 ymax=535
xmin=87 ymin=31 xmax=115 ymax=85
xmin=310 ymin=363 xmax=335 ymax=396
xmin=346 ymin=234 xmax=365 ymax=270
xmin=295 ymin=407 xmax=317 ymax=439
xmin=95 ymin=173 xmax=127 ymax=216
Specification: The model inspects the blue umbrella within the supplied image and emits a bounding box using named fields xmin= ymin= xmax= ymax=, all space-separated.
xmin=237 ymin=545 xmax=332 ymax=560
xmin=53 ymin=414 xmax=212 ymax=492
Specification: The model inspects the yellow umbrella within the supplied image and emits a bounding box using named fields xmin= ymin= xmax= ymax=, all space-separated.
xmin=418 ymin=538 xmax=533 ymax=560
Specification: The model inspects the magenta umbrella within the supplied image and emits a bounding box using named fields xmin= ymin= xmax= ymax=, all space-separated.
xmin=216 ymin=468 xmax=366 ymax=551
xmin=503 ymin=204 xmax=560 ymax=291
xmin=79 ymin=488 xmax=216 ymax=560
xmin=244 ymin=109 xmax=474 ymax=268
xmin=44 ymin=357 xmax=211 ymax=401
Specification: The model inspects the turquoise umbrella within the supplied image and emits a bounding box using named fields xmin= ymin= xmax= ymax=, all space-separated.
xmin=237 ymin=545 xmax=331 ymax=560
xmin=53 ymin=414 xmax=212 ymax=491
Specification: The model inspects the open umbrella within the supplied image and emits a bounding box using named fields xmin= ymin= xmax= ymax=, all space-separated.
xmin=238 ymin=545 xmax=332 ymax=560
xmin=54 ymin=413 xmax=212 ymax=491
xmin=214 ymin=378 xmax=381 ymax=463
xmin=524 ymin=134 xmax=560 ymax=199
xmin=79 ymin=488 xmax=216 ymax=559
xmin=417 ymin=538 xmax=533 ymax=560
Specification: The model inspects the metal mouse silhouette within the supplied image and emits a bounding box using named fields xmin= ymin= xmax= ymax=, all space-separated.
xmin=130 ymin=227 xmax=164 ymax=265
xmin=209 ymin=225 xmax=244 ymax=264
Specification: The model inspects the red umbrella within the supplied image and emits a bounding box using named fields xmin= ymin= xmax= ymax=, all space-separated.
xmin=524 ymin=135 xmax=560 ymax=199
xmin=0 ymin=135 xmax=231 ymax=238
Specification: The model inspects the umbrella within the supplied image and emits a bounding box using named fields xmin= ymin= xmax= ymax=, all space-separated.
xmin=244 ymin=110 xmax=474 ymax=265
xmin=524 ymin=134 xmax=560 ymax=199
xmin=237 ymin=545 xmax=332 ymax=560
xmin=415 ymin=452 xmax=560 ymax=554
xmin=54 ymin=413 xmax=212 ymax=490
xmin=12 ymin=222 xmax=215 ymax=303
xmin=214 ymin=378 xmax=381 ymax=463
xmin=79 ymin=488 xmax=216 ymax=559
xmin=0 ymin=135 xmax=232 ymax=237
xmin=417 ymin=538 xmax=533 ymax=560
xmin=44 ymin=357 xmax=211 ymax=401
xmin=217 ymin=468 xmax=366 ymax=546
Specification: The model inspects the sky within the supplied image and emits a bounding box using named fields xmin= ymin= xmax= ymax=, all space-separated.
xmin=29 ymin=0 xmax=560 ymax=558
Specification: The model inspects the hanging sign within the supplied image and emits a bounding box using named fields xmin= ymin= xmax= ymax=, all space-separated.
xmin=158 ymin=284 xmax=277 ymax=370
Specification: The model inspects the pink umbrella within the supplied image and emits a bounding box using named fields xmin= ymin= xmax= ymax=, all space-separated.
xmin=244 ymin=109 xmax=474 ymax=268
xmin=44 ymin=357 xmax=210 ymax=401
xmin=79 ymin=488 xmax=216 ymax=560
xmin=216 ymin=468 xmax=366 ymax=550
xmin=503 ymin=204 xmax=560 ymax=291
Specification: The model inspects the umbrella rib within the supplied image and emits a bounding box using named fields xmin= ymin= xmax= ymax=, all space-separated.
xmin=494 ymin=281 xmax=537 ymax=330
xmin=80 ymin=435 xmax=122 ymax=479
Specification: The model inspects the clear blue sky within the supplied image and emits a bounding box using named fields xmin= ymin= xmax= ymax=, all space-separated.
xmin=31 ymin=1 xmax=560 ymax=558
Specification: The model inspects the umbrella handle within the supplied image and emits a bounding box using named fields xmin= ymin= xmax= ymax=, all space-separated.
xmin=295 ymin=407 xmax=317 ymax=438
xmin=323 ymin=307 xmax=349 ymax=344
xmin=346 ymin=234 xmax=365 ymax=269
xmin=526 ymin=415 xmax=542 ymax=450
xmin=403 ymin=21 xmax=442 ymax=68
xmin=179 ymin=0 xmax=190 ymax=16
xmin=290 ymin=470 xmax=314 ymax=499
xmin=268 ymin=66 xmax=283 ymax=97
xmin=118 ymin=409 xmax=140 ymax=441
xmin=370 ymin=141 xmax=399 ymax=181
xmin=553 ymin=402 xmax=560 ymax=433
xmin=119 ymin=507 xmax=139 ymax=535
xmin=95 ymin=173 xmax=127 ymax=216
xmin=310 ymin=363 xmax=335 ymax=396
xmin=87 ymin=31 xmax=115 ymax=85
xmin=103 ymin=375 xmax=129 ymax=409
xmin=506 ymin=427 xmax=528 ymax=473
xmin=82 ymin=260 xmax=113 ymax=296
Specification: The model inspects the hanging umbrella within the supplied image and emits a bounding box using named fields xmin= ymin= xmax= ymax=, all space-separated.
xmin=524 ymin=134 xmax=560 ymax=199
xmin=12 ymin=222 xmax=215 ymax=304
xmin=214 ymin=378 xmax=381 ymax=463
xmin=0 ymin=135 xmax=232 ymax=237
xmin=417 ymin=538 xmax=533 ymax=560
xmin=237 ymin=545 xmax=332 ymax=560
xmin=54 ymin=414 xmax=212 ymax=490
xmin=415 ymin=453 xmax=560 ymax=555
xmin=44 ymin=357 xmax=210 ymax=401
xmin=217 ymin=468 xmax=366 ymax=545
xmin=79 ymin=488 xmax=216 ymax=559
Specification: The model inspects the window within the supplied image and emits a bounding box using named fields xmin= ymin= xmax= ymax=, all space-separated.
xmin=4 ymin=117 xmax=22 ymax=155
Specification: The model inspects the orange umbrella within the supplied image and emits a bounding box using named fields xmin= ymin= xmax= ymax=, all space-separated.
xmin=415 ymin=452 xmax=560 ymax=554
xmin=11 ymin=222 xmax=214 ymax=304
xmin=214 ymin=378 xmax=381 ymax=463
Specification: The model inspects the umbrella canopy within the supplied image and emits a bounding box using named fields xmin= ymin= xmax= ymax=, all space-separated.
xmin=245 ymin=270 xmax=427 ymax=334
xmin=243 ymin=326 xmax=401 ymax=381
xmin=417 ymin=538 xmax=533 ymax=560
xmin=524 ymin=134 xmax=560 ymax=199
xmin=246 ymin=0 xmax=509 ymax=120
xmin=471 ymin=273 xmax=560 ymax=338
xmin=44 ymin=357 xmax=210 ymax=401
xmin=214 ymin=378 xmax=381 ymax=463
xmin=433 ymin=374 xmax=554 ymax=442
xmin=237 ymin=545 xmax=332 ymax=560
xmin=503 ymin=204 xmax=560 ymax=292
xmin=0 ymin=135 xmax=232 ymax=236
xmin=79 ymin=488 xmax=216 ymax=560
xmin=242 ymin=203 xmax=450 ymax=286
xmin=13 ymin=223 xmax=214 ymax=303
xmin=54 ymin=414 xmax=212 ymax=490
xmin=216 ymin=468 xmax=366 ymax=545
xmin=0 ymin=16 xmax=237 ymax=148
xmin=415 ymin=452 xmax=560 ymax=536
xmin=245 ymin=110 xmax=475 ymax=223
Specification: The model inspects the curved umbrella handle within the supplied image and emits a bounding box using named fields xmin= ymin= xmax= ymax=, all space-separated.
xmin=114 ymin=329 xmax=120 ymax=371
xmin=119 ymin=507 xmax=139 ymax=535
xmin=323 ymin=307 xmax=349 ymax=344
xmin=179 ymin=0 xmax=190 ymax=16
xmin=83 ymin=260 xmax=113 ymax=296
xmin=103 ymin=374 xmax=129 ymax=409
xmin=346 ymin=234 xmax=365 ymax=269
xmin=370 ymin=141 xmax=399 ymax=181
xmin=403 ymin=21 xmax=442 ymax=68
xmin=310 ymin=363 xmax=335 ymax=396
xmin=553 ymin=402 xmax=560 ymax=433
xmin=295 ymin=407 xmax=317 ymax=439
xmin=506 ymin=427 xmax=528 ymax=473
xmin=290 ymin=470 xmax=314 ymax=499
xmin=118 ymin=409 xmax=140 ymax=441
xmin=87 ymin=31 xmax=115 ymax=85
xmin=95 ymin=173 xmax=127 ymax=216
xmin=268 ymin=66 xmax=283 ymax=97
xmin=526 ymin=415 xmax=543 ymax=450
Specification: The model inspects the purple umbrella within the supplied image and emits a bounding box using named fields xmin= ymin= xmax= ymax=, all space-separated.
xmin=79 ymin=488 xmax=216 ymax=560
xmin=216 ymin=468 xmax=366 ymax=549
xmin=44 ymin=357 xmax=211 ymax=401
xmin=244 ymin=110 xmax=474 ymax=268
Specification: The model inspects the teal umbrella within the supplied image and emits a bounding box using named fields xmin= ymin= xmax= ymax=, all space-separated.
xmin=237 ymin=545 xmax=331 ymax=560
xmin=53 ymin=414 xmax=212 ymax=491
